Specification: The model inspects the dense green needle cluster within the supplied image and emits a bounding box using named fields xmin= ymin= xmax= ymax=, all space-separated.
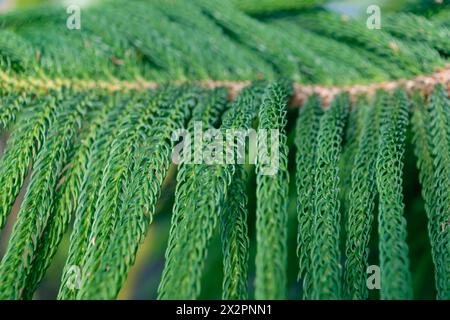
xmin=343 ymin=95 xmax=382 ymax=300
xmin=309 ymin=95 xmax=349 ymax=299
xmin=57 ymin=93 xmax=134 ymax=300
xmin=375 ymin=89 xmax=412 ymax=300
xmin=412 ymin=86 xmax=450 ymax=300
xmin=295 ymin=94 xmax=323 ymax=299
xmin=0 ymin=0 xmax=448 ymax=83
xmin=158 ymin=83 xmax=266 ymax=299
xmin=254 ymin=82 xmax=290 ymax=299
xmin=0 ymin=92 xmax=91 ymax=299
xmin=0 ymin=0 xmax=449 ymax=301
xmin=0 ymin=94 xmax=61 ymax=231
xmin=0 ymin=81 xmax=448 ymax=300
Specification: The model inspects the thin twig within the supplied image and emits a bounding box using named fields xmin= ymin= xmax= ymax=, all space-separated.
xmin=1 ymin=66 xmax=449 ymax=107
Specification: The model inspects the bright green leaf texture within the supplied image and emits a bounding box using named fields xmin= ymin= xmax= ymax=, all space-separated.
xmin=0 ymin=0 xmax=449 ymax=300
xmin=0 ymin=0 xmax=448 ymax=83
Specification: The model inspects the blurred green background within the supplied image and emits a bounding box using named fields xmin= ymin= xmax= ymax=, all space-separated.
xmin=0 ymin=0 xmax=442 ymax=15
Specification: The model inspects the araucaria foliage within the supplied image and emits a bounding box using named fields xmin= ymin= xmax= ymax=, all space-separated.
xmin=0 ymin=0 xmax=449 ymax=300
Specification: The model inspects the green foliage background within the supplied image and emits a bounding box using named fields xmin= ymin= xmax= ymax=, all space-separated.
xmin=0 ymin=0 xmax=448 ymax=300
